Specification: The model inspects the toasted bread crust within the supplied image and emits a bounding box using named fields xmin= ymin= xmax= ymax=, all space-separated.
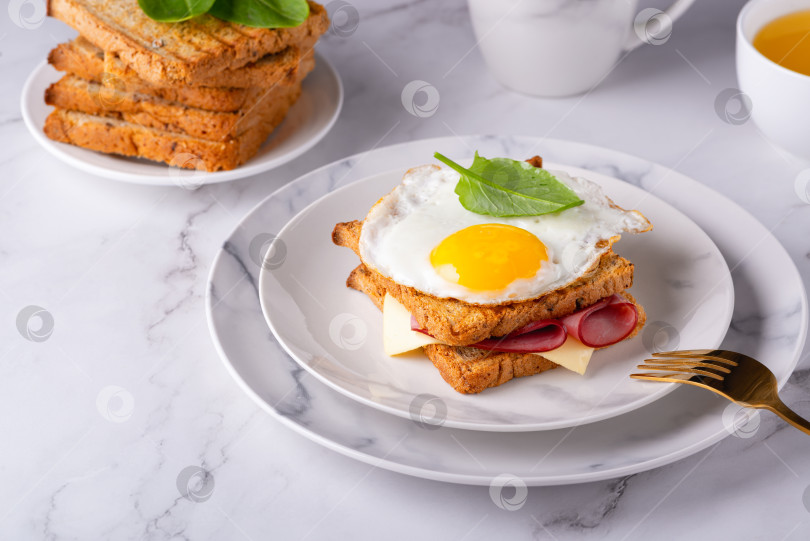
xmin=44 ymin=75 xmax=257 ymax=140
xmin=423 ymin=345 xmax=559 ymax=394
xmin=48 ymin=38 xmax=260 ymax=112
xmin=103 ymin=46 xmax=303 ymax=89
xmin=47 ymin=0 xmax=329 ymax=85
xmin=43 ymin=83 xmax=299 ymax=171
xmin=43 ymin=50 xmax=313 ymax=141
xmin=336 ymin=221 xmax=635 ymax=346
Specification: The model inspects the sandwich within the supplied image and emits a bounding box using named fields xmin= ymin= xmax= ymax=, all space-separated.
xmin=332 ymin=153 xmax=652 ymax=394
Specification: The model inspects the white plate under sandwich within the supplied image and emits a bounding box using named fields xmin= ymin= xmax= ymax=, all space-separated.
xmin=20 ymin=53 xmax=342 ymax=186
xmin=257 ymin=161 xmax=735 ymax=432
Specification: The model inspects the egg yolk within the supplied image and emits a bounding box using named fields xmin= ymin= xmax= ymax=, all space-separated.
xmin=430 ymin=224 xmax=547 ymax=291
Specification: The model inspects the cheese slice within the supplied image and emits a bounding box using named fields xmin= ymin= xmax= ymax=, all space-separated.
xmin=536 ymin=336 xmax=594 ymax=375
xmin=383 ymin=293 xmax=441 ymax=355
xmin=383 ymin=292 xmax=595 ymax=374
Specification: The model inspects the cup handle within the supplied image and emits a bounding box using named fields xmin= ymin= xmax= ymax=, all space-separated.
xmin=624 ymin=0 xmax=696 ymax=51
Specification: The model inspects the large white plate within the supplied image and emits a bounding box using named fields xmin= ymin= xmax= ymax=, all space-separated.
xmin=258 ymin=163 xmax=734 ymax=431
xmin=20 ymin=53 xmax=342 ymax=186
xmin=206 ymin=136 xmax=807 ymax=486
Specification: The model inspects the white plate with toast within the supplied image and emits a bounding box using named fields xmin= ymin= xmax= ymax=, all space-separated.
xmin=256 ymin=160 xmax=735 ymax=431
xmin=206 ymin=135 xmax=806 ymax=484
xmin=21 ymin=53 xmax=342 ymax=186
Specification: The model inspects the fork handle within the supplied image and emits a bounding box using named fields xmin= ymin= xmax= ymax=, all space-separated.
xmin=766 ymin=401 xmax=810 ymax=435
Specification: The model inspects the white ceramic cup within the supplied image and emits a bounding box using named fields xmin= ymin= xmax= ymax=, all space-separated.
xmin=469 ymin=0 xmax=694 ymax=97
xmin=737 ymin=0 xmax=810 ymax=161
xmin=467 ymin=0 xmax=696 ymax=97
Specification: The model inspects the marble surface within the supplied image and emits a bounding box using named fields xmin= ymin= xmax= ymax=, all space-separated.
xmin=3 ymin=0 xmax=810 ymax=539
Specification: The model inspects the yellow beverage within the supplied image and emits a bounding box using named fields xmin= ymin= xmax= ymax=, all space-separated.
xmin=753 ymin=10 xmax=810 ymax=76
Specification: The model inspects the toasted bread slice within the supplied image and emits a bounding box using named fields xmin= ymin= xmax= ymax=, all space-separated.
xmin=103 ymin=45 xmax=303 ymax=89
xmin=43 ymin=49 xmax=313 ymax=141
xmin=47 ymin=0 xmax=329 ymax=86
xmin=48 ymin=38 xmax=262 ymax=112
xmin=334 ymin=221 xmax=635 ymax=346
xmin=346 ymin=260 xmax=646 ymax=393
xmin=44 ymin=75 xmax=265 ymax=140
xmin=43 ymin=83 xmax=300 ymax=171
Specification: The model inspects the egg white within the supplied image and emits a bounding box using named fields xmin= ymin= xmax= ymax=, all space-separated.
xmin=358 ymin=164 xmax=651 ymax=304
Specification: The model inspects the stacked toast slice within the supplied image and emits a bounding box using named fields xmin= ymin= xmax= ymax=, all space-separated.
xmin=43 ymin=0 xmax=329 ymax=171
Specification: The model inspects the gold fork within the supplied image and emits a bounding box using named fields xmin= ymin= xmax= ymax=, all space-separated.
xmin=631 ymin=349 xmax=810 ymax=435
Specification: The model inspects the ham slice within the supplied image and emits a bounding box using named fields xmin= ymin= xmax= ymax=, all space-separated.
xmin=410 ymin=294 xmax=638 ymax=352
xmin=560 ymin=294 xmax=638 ymax=348
xmin=410 ymin=316 xmax=566 ymax=353
xmin=465 ymin=320 xmax=567 ymax=353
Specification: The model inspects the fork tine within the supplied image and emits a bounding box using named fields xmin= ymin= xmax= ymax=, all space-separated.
xmin=654 ymin=349 xmax=715 ymax=356
xmin=636 ymin=365 xmax=725 ymax=381
xmin=640 ymin=359 xmax=731 ymax=373
xmin=652 ymin=352 xmax=738 ymax=366
xmin=630 ymin=373 xmax=692 ymax=383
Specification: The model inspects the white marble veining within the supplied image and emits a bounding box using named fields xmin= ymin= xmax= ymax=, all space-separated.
xmin=3 ymin=0 xmax=810 ymax=540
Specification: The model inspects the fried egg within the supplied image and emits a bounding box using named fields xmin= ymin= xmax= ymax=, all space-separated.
xmin=358 ymin=164 xmax=651 ymax=304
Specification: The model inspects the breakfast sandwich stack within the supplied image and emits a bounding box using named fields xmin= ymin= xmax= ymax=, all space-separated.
xmin=42 ymin=0 xmax=329 ymax=171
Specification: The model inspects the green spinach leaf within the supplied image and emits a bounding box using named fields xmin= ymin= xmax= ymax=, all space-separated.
xmin=210 ymin=0 xmax=309 ymax=27
xmin=435 ymin=152 xmax=584 ymax=217
xmin=137 ymin=0 xmax=215 ymax=22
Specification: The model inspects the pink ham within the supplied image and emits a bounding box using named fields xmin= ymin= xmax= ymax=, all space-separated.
xmin=410 ymin=294 xmax=638 ymax=352
xmin=560 ymin=294 xmax=638 ymax=348
xmin=466 ymin=320 xmax=567 ymax=353
xmin=411 ymin=316 xmax=566 ymax=353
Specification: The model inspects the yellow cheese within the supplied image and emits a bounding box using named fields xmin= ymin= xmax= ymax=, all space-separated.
xmin=537 ymin=336 xmax=594 ymax=375
xmin=383 ymin=293 xmax=441 ymax=355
